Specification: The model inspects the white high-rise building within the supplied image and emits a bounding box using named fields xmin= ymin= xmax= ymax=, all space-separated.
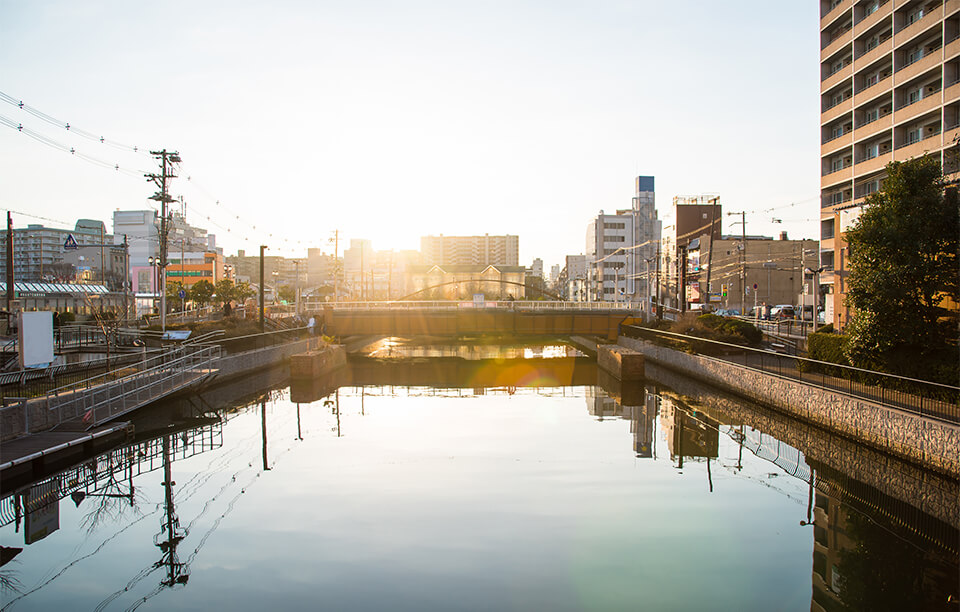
xmin=585 ymin=176 xmax=661 ymax=303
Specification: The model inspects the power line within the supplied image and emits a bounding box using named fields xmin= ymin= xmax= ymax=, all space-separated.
xmin=0 ymin=90 xmax=148 ymax=155
xmin=0 ymin=113 xmax=148 ymax=178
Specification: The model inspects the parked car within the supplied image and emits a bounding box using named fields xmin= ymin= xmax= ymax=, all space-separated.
xmin=771 ymin=305 xmax=795 ymax=320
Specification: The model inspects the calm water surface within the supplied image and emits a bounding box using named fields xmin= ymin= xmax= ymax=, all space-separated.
xmin=1 ymin=351 xmax=957 ymax=611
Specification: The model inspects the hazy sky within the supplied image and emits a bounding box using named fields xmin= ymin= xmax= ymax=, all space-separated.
xmin=1 ymin=1 xmax=820 ymax=270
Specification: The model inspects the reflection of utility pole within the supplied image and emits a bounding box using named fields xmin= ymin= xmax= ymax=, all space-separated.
xmin=261 ymin=400 xmax=270 ymax=471
xmin=158 ymin=433 xmax=188 ymax=587
xmin=335 ymin=389 xmax=341 ymax=437
xmin=259 ymin=245 xmax=267 ymax=332
xmin=296 ymin=403 xmax=303 ymax=440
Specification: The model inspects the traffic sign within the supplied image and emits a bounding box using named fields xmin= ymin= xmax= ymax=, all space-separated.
xmin=178 ymin=289 xmax=186 ymax=299
xmin=63 ymin=234 xmax=79 ymax=250
xmin=753 ymin=283 xmax=758 ymax=290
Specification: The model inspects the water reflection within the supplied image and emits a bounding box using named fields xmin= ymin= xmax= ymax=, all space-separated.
xmin=0 ymin=347 xmax=956 ymax=611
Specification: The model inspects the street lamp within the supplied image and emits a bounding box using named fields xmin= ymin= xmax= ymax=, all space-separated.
xmin=803 ymin=266 xmax=824 ymax=332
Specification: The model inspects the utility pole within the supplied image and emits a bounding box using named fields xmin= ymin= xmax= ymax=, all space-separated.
xmin=6 ymin=212 xmax=14 ymax=331
xmin=727 ymin=211 xmax=747 ymax=314
xmin=259 ymin=245 xmax=266 ymax=332
xmin=123 ymin=235 xmax=130 ymax=325
xmin=329 ymin=230 xmax=339 ymax=303
xmin=704 ymin=196 xmax=720 ymax=309
xmin=655 ymin=241 xmax=662 ymax=323
xmin=146 ymin=149 xmax=180 ymax=333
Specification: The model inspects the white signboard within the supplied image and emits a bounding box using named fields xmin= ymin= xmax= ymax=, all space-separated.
xmin=18 ymin=311 xmax=55 ymax=369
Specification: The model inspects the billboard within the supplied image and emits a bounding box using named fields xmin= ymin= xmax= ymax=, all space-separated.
xmin=18 ymin=311 xmax=55 ymax=369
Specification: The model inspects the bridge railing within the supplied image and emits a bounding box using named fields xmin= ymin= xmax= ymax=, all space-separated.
xmin=622 ymin=325 xmax=960 ymax=425
xmin=316 ymin=300 xmax=643 ymax=311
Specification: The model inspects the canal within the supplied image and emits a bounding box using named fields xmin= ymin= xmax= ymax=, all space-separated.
xmin=1 ymin=342 xmax=957 ymax=611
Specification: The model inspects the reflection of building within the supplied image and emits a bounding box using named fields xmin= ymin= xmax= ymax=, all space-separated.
xmin=807 ymin=463 xmax=960 ymax=612
xmin=658 ymin=398 xmax=719 ymax=462
xmin=586 ymin=382 xmax=658 ymax=458
xmin=819 ymin=2 xmax=960 ymax=329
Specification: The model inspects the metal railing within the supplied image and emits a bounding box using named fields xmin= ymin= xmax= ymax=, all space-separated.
xmin=195 ymin=326 xmax=313 ymax=354
xmin=622 ymin=325 xmax=959 ymax=425
xmin=45 ymin=344 xmax=221 ymax=429
xmin=314 ymin=300 xmax=643 ymax=312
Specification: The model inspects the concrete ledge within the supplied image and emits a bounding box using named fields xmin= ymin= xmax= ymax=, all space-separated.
xmin=291 ymin=345 xmax=347 ymax=380
xmin=620 ymin=336 xmax=960 ymax=477
xmin=597 ymin=344 xmax=644 ymax=380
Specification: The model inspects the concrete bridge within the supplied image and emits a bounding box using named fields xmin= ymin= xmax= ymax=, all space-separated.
xmin=317 ymin=301 xmax=643 ymax=342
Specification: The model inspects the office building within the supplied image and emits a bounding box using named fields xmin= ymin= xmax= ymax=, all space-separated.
xmin=819 ymin=0 xmax=960 ymax=328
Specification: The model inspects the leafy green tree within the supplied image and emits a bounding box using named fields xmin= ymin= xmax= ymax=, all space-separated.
xmin=844 ymin=156 xmax=959 ymax=380
xmin=189 ymin=280 xmax=215 ymax=307
xmin=214 ymin=279 xmax=236 ymax=305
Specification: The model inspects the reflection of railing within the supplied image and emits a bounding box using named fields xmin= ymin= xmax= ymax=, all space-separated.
xmin=0 ymin=419 xmax=223 ymax=528
xmin=623 ymin=325 xmax=960 ymax=425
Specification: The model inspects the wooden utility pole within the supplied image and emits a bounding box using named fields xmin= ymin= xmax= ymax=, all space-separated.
xmin=704 ymin=196 xmax=720 ymax=307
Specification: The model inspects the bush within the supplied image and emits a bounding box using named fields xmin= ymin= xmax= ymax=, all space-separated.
xmin=808 ymin=331 xmax=848 ymax=365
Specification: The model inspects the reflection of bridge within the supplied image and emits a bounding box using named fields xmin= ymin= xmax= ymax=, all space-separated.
xmin=319 ymin=301 xmax=641 ymax=341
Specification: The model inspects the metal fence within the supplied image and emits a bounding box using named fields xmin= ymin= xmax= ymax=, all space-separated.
xmin=309 ymin=300 xmax=644 ymax=312
xmin=622 ymin=325 xmax=960 ymax=425
xmin=45 ymin=344 xmax=221 ymax=429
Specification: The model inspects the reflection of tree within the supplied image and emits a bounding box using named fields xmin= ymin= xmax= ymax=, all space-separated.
xmin=836 ymin=510 xmax=925 ymax=611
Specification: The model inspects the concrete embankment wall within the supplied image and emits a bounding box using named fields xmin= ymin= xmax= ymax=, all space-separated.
xmin=619 ymin=336 xmax=960 ymax=478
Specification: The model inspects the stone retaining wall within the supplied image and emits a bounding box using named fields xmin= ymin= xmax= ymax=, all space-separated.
xmin=619 ymin=336 xmax=960 ymax=477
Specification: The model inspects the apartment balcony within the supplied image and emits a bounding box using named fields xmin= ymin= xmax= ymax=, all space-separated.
xmin=854 ymin=150 xmax=894 ymax=176
xmin=945 ymin=34 xmax=960 ymax=61
xmin=821 ymin=164 xmax=854 ymax=187
xmin=823 ymin=64 xmax=853 ymax=91
xmin=896 ymin=92 xmax=943 ymax=123
xmin=894 ymin=131 xmax=943 ymax=160
xmin=855 ymin=36 xmax=894 ymax=66
xmin=855 ymin=74 xmax=893 ymax=106
xmin=895 ymin=4 xmax=944 ymax=48
xmin=822 ymin=33 xmax=853 ymax=62
xmin=854 ymin=111 xmax=893 ymax=141
xmin=822 ymin=97 xmax=854 ymax=123
xmin=822 ymin=132 xmax=853 ymax=157
xmin=942 ymin=123 xmax=960 ymax=145
xmin=822 ymin=0 xmax=854 ymax=31
xmin=854 ymin=2 xmax=893 ymax=37
xmin=948 ymin=0 xmax=960 ymax=17
xmin=894 ymin=51 xmax=943 ymax=85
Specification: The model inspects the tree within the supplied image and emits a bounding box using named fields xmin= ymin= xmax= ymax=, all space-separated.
xmin=234 ymin=281 xmax=255 ymax=302
xmin=190 ymin=280 xmax=215 ymax=307
xmin=278 ymin=285 xmax=296 ymax=304
xmin=844 ymin=156 xmax=959 ymax=380
xmin=214 ymin=279 xmax=236 ymax=305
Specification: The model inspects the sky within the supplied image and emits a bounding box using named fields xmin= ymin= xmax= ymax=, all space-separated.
xmin=0 ymin=1 xmax=821 ymax=272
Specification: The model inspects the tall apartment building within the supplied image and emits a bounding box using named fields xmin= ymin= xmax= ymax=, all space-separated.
xmin=585 ymin=176 xmax=661 ymax=303
xmin=819 ymin=0 xmax=960 ymax=328
xmin=420 ymin=234 xmax=519 ymax=266
xmin=0 ymin=220 xmax=113 ymax=283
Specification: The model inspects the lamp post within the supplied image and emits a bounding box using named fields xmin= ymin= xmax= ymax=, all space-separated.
xmin=804 ymin=266 xmax=824 ymax=332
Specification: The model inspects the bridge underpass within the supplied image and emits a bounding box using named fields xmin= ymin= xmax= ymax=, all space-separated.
xmin=318 ymin=302 xmax=641 ymax=343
